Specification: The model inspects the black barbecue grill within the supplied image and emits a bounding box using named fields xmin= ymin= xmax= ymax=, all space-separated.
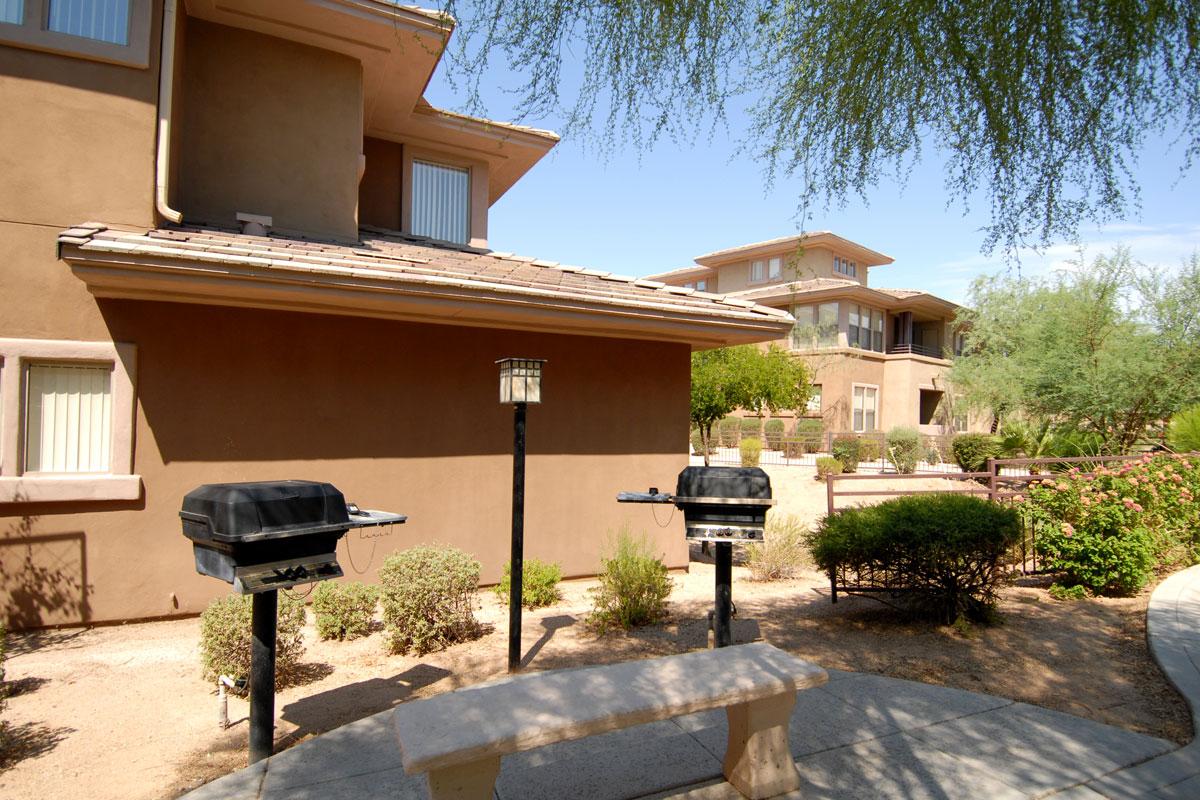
xmin=619 ymin=466 xmax=774 ymax=648
xmin=180 ymin=479 xmax=405 ymax=763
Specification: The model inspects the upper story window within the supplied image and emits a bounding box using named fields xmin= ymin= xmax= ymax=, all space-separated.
xmin=750 ymin=257 xmax=782 ymax=284
xmin=834 ymin=256 xmax=858 ymax=278
xmin=953 ymin=330 xmax=967 ymax=356
xmin=412 ymin=160 xmax=470 ymax=245
xmin=790 ymin=301 xmax=840 ymax=349
xmin=683 ymin=279 xmax=709 ymax=292
xmin=848 ymin=304 xmax=884 ymax=352
xmin=0 ymin=0 xmax=150 ymax=67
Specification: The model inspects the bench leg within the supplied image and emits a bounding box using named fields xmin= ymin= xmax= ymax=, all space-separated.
xmin=425 ymin=756 xmax=501 ymax=800
xmin=723 ymin=692 xmax=802 ymax=799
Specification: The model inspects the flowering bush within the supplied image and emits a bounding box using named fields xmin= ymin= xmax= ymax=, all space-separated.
xmin=1022 ymin=454 xmax=1200 ymax=595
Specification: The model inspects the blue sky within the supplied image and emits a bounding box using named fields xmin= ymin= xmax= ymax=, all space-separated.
xmin=424 ymin=59 xmax=1200 ymax=305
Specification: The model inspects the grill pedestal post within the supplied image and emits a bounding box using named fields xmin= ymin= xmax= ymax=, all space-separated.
xmin=714 ymin=542 xmax=733 ymax=648
xmin=249 ymin=589 xmax=277 ymax=763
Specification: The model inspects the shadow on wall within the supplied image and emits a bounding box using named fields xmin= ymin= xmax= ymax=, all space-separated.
xmin=0 ymin=511 xmax=91 ymax=629
xmin=98 ymin=300 xmax=689 ymax=463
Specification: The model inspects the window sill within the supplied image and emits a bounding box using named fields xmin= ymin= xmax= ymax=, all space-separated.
xmin=0 ymin=474 xmax=142 ymax=503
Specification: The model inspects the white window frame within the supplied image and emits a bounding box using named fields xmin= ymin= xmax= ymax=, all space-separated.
xmin=0 ymin=0 xmax=151 ymax=68
xmin=0 ymin=338 xmax=140 ymax=502
xmin=749 ymin=259 xmax=766 ymax=283
xmin=852 ymin=383 xmax=879 ymax=433
xmin=767 ymin=256 xmax=782 ymax=280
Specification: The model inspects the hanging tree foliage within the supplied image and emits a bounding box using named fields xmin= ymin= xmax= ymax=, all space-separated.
xmin=437 ymin=1 xmax=1199 ymax=254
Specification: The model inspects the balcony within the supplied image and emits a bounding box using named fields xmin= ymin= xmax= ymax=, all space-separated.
xmin=888 ymin=343 xmax=947 ymax=359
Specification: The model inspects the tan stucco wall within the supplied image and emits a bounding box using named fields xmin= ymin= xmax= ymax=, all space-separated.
xmin=0 ymin=30 xmax=159 ymax=229
xmin=0 ymin=302 xmax=691 ymax=628
xmin=359 ymin=136 xmax=403 ymax=231
xmin=178 ymin=19 xmax=363 ymax=240
xmin=712 ymin=246 xmax=869 ymax=294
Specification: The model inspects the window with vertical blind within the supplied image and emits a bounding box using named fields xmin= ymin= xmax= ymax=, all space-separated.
xmin=853 ymin=385 xmax=878 ymax=432
xmin=749 ymin=260 xmax=765 ymax=282
xmin=0 ymin=0 xmax=149 ymax=67
xmin=0 ymin=338 xmax=139 ymax=502
xmin=848 ymin=304 xmax=884 ymax=352
xmin=790 ymin=302 xmax=840 ymax=348
xmin=412 ymin=160 xmax=470 ymax=244
xmin=25 ymin=363 xmax=112 ymax=473
xmin=48 ymin=0 xmax=129 ymax=44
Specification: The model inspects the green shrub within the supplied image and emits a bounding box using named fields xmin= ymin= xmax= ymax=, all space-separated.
xmin=764 ymin=419 xmax=786 ymax=450
xmin=199 ymin=592 xmax=307 ymax=692
xmin=794 ymin=419 xmax=824 ymax=453
xmin=589 ymin=528 xmax=672 ymax=630
xmin=740 ymin=417 xmax=763 ymax=438
xmin=831 ymin=437 xmax=861 ymax=473
xmin=379 ymin=545 xmax=481 ymax=655
xmin=745 ymin=516 xmax=808 ymax=580
xmin=1169 ymin=405 xmax=1200 ymax=452
xmin=493 ymin=558 xmax=563 ymax=609
xmin=857 ymin=437 xmax=882 ymax=462
xmin=690 ymin=428 xmax=716 ymax=456
xmin=718 ymin=416 xmax=741 ymax=447
xmin=815 ymin=456 xmax=843 ymax=480
xmin=311 ymin=581 xmax=378 ymax=641
xmin=886 ymin=427 xmax=922 ymax=474
xmin=809 ymin=494 xmax=1022 ymax=623
xmin=1048 ymin=583 xmax=1090 ymax=601
xmin=952 ymin=433 xmax=1000 ymax=473
xmin=740 ymin=437 xmax=763 ymax=467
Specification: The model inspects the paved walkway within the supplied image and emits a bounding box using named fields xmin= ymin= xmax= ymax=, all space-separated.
xmin=184 ymin=567 xmax=1200 ymax=800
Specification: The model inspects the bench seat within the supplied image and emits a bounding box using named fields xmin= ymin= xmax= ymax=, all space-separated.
xmin=393 ymin=642 xmax=827 ymax=799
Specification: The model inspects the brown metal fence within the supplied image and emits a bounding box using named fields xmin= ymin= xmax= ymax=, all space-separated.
xmin=694 ymin=428 xmax=962 ymax=473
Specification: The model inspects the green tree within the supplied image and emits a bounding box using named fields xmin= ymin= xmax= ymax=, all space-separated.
xmin=951 ymin=249 xmax=1200 ymax=453
xmin=439 ymin=1 xmax=1199 ymax=253
xmin=691 ymin=344 xmax=810 ymax=465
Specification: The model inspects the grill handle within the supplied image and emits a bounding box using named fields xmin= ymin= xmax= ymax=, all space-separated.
xmin=616 ymin=490 xmax=675 ymax=504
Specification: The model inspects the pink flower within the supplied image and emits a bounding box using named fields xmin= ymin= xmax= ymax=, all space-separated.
xmin=1061 ymin=523 xmax=1075 ymax=537
xmin=1081 ymin=496 xmax=1092 ymax=506
xmin=1056 ymin=482 xmax=1070 ymax=491
xmin=1012 ymin=494 xmax=1025 ymax=503
xmin=1172 ymin=474 xmax=1184 ymax=484
xmin=1122 ymin=498 xmax=1143 ymax=512
xmin=1128 ymin=477 xmax=1139 ymax=486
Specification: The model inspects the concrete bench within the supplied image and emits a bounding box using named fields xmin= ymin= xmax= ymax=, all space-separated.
xmin=393 ymin=642 xmax=828 ymax=800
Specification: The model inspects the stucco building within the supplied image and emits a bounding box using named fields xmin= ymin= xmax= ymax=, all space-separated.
xmin=648 ymin=233 xmax=980 ymax=437
xmin=0 ymin=0 xmax=790 ymax=627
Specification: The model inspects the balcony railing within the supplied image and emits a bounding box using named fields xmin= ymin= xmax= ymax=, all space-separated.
xmin=888 ymin=343 xmax=947 ymax=359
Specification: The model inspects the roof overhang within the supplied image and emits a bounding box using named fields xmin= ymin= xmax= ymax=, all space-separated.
xmin=59 ymin=229 xmax=793 ymax=351
xmin=739 ymin=282 xmax=959 ymax=317
xmin=183 ymin=0 xmax=452 ymax=136
xmin=695 ymin=232 xmax=894 ymax=268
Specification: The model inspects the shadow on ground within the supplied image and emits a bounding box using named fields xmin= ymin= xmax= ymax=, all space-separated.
xmin=0 ymin=721 xmax=74 ymax=771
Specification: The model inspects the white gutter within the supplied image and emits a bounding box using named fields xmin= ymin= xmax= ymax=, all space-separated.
xmin=155 ymin=0 xmax=183 ymax=224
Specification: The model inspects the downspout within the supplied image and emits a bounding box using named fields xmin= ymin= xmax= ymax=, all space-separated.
xmin=155 ymin=0 xmax=183 ymax=224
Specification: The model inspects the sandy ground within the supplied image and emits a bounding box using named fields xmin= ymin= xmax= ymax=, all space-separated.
xmin=0 ymin=466 xmax=1190 ymax=800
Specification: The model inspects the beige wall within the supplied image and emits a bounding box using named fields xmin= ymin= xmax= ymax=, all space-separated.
xmin=0 ymin=24 xmax=160 ymax=229
xmin=0 ymin=302 xmax=691 ymax=628
xmin=712 ymin=246 xmax=869 ymax=294
xmin=359 ymin=136 xmax=403 ymax=231
xmin=178 ymin=19 xmax=363 ymax=240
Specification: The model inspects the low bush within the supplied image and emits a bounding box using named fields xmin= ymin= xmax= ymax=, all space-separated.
xmin=493 ymin=558 xmax=563 ymax=609
xmin=1020 ymin=455 xmax=1200 ymax=595
xmin=199 ymin=592 xmax=307 ymax=692
xmin=379 ymin=545 xmax=481 ymax=655
xmin=740 ymin=417 xmax=762 ymax=438
xmin=831 ymin=437 xmax=861 ymax=473
xmin=815 ymin=456 xmax=843 ymax=480
xmin=718 ymin=416 xmax=741 ymax=447
xmin=764 ymin=419 xmax=786 ymax=450
xmin=857 ymin=437 xmax=882 ymax=463
xmin=740 ymin=437 xmax=763 ymax=467
xmin=794 ymin=419 xmax=824 ymax=454
xmin=1169 ymin=405 xmax=1200 ymax=453
xmin=745 ymin=515 xmax=808 ymax=580
xmin=952 ymin=433 xmax=1000 ymax=473
xmin=886 ymin=427 xmax=922 ymax=474
xmin=690 ymin=428 xmax=716 ymax=456
xmin=589 ymin=528 xmax=672 ymax=630
xmin=808 ymin=494 xmax=1022 ymax=623
xmin=312 ymin=580 xmax=378 ymax=641
xmin=1048 ymin=583 xmax=1089 ymax=601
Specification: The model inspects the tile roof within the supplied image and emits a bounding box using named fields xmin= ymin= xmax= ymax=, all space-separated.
xmin=726 ymin=278 xmax=959 ymax=310
xmin=58 ymin=223 xmax=794 ymax=345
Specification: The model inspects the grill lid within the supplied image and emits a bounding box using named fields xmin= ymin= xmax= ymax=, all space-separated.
xmin=180 ymin=480 xmax=351 ymax=544
xmin=675 ymin=466 xmax=771 ymax=502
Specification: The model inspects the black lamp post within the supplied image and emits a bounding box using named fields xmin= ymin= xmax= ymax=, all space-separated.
xmin=497 ymin=357 xmax=544 ymax=672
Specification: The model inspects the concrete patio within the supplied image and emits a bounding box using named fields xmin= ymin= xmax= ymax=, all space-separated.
xmin=182 ymin=565 xmax=1200 ymax=800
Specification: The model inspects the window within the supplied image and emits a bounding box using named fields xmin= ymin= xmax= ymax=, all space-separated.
xmin=48 ymin=0 xmax=129 ymax=44
xmin=412 ymin=160 xmax=470 ymax=244
xmin=953 ymin=413 xmax=969 ymax=433
xmin=848 ymin=305 xmax=884 ymax=352
xmin=918 ymin=389 xmax=944 ymax=426
xmin=0 ymin=0 xmax=149 ymax=67
xmin=817 ymin=302 xmax=839 ymax=347
xmin=834 ymin=256 xmax=858 ymax=278
xmin=852 ymin=385 xmax=878 ymax=432
xmin=749 ymin=260 xmax=765 ymax=283
xmin=768 ymin=256 xmax=781 ymax=280
xmin=874 ymin=311 xmax=885 ymax=352
xmin=695 ymin=279 xmax=708 ymax=292
xmin=0 ymin=338 xmax=139 ymax=502
xmin=806 ymin=385 xmax=822 ymax=414
xmin=790 ymin=305 xmax=814 ymax=349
